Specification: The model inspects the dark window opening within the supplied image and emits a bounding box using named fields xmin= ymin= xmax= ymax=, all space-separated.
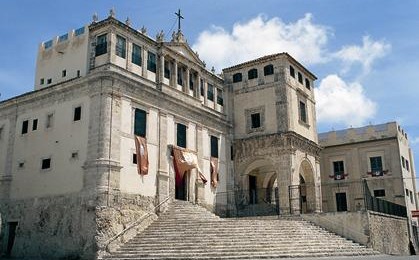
xmin=73 ymin=106 xmax=82 ymax=121
xmin=189 ymin=73 xmax=194 ymax=90
xmin=207 ymin=84 xmax=214 ymax=101
xmin=134 ymin=108 xmax=147 ymax=137
xmin=210 ymin=136 xmax=219 ymax=158
xmin=40 ymin=78 xmax=44 ymax=85
xmin=290 ymin=66 xmax=295 ymax=78
xmin=200 ymin=79 xmax=204 ymax=96
xmin=251 ymin=113 xmax=261 ymax=129
xmin=336 ymin=192 xmax=348 ymax=212
xmin=62 ymin=70 xmax=66 ymax=78
xmin=6 ymin=222 xmax=18 ymax=257
xmin=164 ymin=61 xmax=171 ymax=79
xmin=177 ymin=67 xmax=184 ymax=86
xmin=333 ymin=161 xmax=345 ymax=180
xmin=217 ymin=89 xmax=223 ymax=106
xmin=370 ymin=156 xmax=383 ymax=176
xmin=248 ymin=68 xmax=258 ymax=80
xmin=95 ymin=34 xmax=107 ymax=56
xmin=77 ymin=70 xmax=80 ymax=77
xmin=299 ymin=101 xmax=307 ymax=123
xmin=233 ymin=73 xmax=242 ymax=83
xmin=41 ymin=158 xmax=51 ymax=169
xmin=305 ymin=78 xmax=310 ymax=90
xmin=132 ymin=43 xmax=141 ymax=66
xmin=147 ymin=51 xmax=156 ymax=73
xmin=177 ymin=123 xmax=187 ymax=148
xmin=32 ymin=119 xmax=38 ymax=131
xmin=298 ymin=72 xmax=303 ymax=84
xmin=47 ymin=78 xmax=52 ymax=84
xmin=230 ymin=145 xmax=234 ymax=161
xmin=374 ymin=189 xmax=386 ymax=197
xmin=406 ymin=160 xmax=410 ymax=171
xmin=22 ymin=120 xmax=29 ymax=134
xmin=46 ymin=113 xmax=53 ymax=128
xmin=264 ymin=64 xmax=274 ymax=76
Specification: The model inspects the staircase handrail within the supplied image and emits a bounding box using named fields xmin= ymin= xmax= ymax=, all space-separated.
xmin=103 ymin=196 xmax=171 ymax=252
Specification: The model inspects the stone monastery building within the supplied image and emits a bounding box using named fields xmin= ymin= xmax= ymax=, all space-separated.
xmin=0 ymin=10 xmax=417 ymax=258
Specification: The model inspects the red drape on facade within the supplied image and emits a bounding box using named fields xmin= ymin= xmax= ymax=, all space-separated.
xmin=172 ymin=146 xmax=207 ymax=185
xmin=134 ymin=136 xmax=149 ymax=175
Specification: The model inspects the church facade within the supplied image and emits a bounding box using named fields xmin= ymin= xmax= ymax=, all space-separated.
xmin=0 ymin=11 xmax=415 ymax=259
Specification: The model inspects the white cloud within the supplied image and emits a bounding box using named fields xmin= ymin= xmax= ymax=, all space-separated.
xmin=334 ymin=35 xmax=391 ymax=75
xmin=192 ymin=13 xmax=331 ymax=71
xmin=315 ymin=74 xmax=377 ymax=126
xmin=411 ymin=137 xmax=419 ymax=145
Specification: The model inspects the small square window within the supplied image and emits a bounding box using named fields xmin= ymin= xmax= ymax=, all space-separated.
xmin=71 ymin=152 xmax=79 ymax=159
xmin=373 ymin=189 xmax=385 ymax=197
xmin=133 ymin=153 xmax=137 ymax=164
xmin=47 ymin=78 xmax=52 ymax=84
xmin=77 ymin=70 xmax=81 ymax=77
xmin=22 ymin=120 xmax=29 ymax=134
xmin=74 ymin=106 xmax=82 ymax=121
xmin=18 ymin=162 xmax=25 ymax=168
xmin=41 ymin=158 xmax=51 ymax=170
xmin=251 ymin=113 xmax=261 ymax=129
xmin=62 ymin=70 xmax=66 ymax=77
xmin=40 ymin=78 xmax=45 ymax=85
xmin=32 ymin=119 xmax=38 ymax=131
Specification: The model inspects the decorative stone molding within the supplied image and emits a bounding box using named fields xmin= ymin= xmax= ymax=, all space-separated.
xmin=245 ymin=106 xmax=265 ymax=134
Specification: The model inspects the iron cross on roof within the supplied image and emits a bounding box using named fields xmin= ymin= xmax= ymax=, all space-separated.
xmin=175 ymin=9 xmax=184 ymax=32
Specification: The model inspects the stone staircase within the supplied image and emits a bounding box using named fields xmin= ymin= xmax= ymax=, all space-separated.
xmin=103 ymin=200 xmax=379 ymax=259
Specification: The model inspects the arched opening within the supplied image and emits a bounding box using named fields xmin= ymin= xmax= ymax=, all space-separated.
xmin=299 ymin=160 xmax=316 ymax=213
xmin=237 ymin=159 xmax=280 ymax=215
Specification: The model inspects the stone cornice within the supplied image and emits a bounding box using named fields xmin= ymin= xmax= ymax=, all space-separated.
xmin=234 ymin=131 xmax=322 ymax=163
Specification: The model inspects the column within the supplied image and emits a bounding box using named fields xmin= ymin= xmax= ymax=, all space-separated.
xmin=185 ymin=68 xmax=190 ymax=93
xmin=142 ymin=47 xmax=148 ymax=78
xmin=159 ymin=54 xmax=165 ymax=84
xmin=157 ymin=113 xmax=170 ymax=212
xmin=173 ymin=61 xmax=178 ymax=88
xmin=213 ymin=87 xmax=218 ymax=109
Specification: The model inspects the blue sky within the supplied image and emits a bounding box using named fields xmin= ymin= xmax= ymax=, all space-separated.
xmin=1 ymin=0 xmax=419 ymax=181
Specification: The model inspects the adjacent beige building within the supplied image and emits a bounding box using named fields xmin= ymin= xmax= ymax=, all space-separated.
xmin=319 ymin=122 xmax=418 ymax=221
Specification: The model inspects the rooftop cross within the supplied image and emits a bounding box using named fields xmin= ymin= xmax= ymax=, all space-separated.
xmin=175 ymin=9 xmax=184 ymax=33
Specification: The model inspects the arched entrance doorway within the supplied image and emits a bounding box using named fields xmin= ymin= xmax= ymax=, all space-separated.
xmin=298 ymin=160 xmax=316 ymax=213
xmin=237 ymin=159 xmax=280 ymax=215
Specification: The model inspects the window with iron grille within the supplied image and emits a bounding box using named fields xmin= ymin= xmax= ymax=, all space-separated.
xmin=248 ymin=68 xmax=258 ymax=80
xmin=264 ymin=64 xmax=274 ymax=76
xmin=95 ymin=34 xmax=107 ymax=56
xmin=233 ymin=73 xmax=242 ymax=83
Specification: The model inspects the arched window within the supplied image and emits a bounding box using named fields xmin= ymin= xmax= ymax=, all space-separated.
xmin=248 ymin=68 xmax=258 ymax=80
xmin=264 ymin=64 xmax=274 ymax=76
xmin=233 ymin=73 xmax=242 ymax=83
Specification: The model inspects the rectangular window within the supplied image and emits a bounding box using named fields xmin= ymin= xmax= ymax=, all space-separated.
xmin=47 ymin=78 xmax=52 ymax=84
xmin=298 ymin=72 xmax=303 ymax=84
xmin=333 ymin=161 xmax=345 ymax=180
xmin=75 ymin=26 xmax=85 ymax=36
xmin=264 ymin=65 xmax=274 ymax=76
xmin=210 ymin=136 xmax=219 ymax=158
xmin=299 ymin=101 xmax=307 ymax=123
xmin=177 ymin=123 xmax=187 ymax=148
xmin=147 ymin=51 xmax=156 ymax=73
xmin=95 ymin=34 xmax=107 ymax=56
xmin=406 ymin=160 xmax=410 ymax=172
xmin=44 ymin=40 xmax=53 ymax=49
xmin=189 ymin=73 xmax=194 ymax=90
xmin=116 ymin=35 xmax=126 ymax=58
xmin=374 ymin=189 xmax=386 ymax=197
xmin=41 ymin=158 xmax=51 ymax=170
xmin=370 ymin=156 xmax=383 ymax=176
xmin=217 ymin=89 xmax=223 ymax=106
xmin=233 ymin=73 xmax=242 ymax=83
xmin=336 ymin=192 xmax=348 ymax=212
xmin=58 ymin=33 xmax=68 ymax=42
xmin=73 ymin=106 xmax=82 ymax=121
xmin=231 ymin=145 xmax=234 ymax=161
xmin=32 ymin=119 xmax=38 ymax=131
xmin=134 ymin=108 xmax=147 ymax=137
xmin=62 ymin=70 xmax=66 ymax=77
xmin=410 ymin=191 xmax=414 ymax=204
xmin=290 ymin=66 xmax=295 ymax=78
xmin=401 ymin=156 xmax=406 ymax=168
xmin=200 ymin=79 xmax=204 ymax=96
xmin=40 ymin=78 xmax=44 ymax=85
xmin=305 ymin=78 xmax=310 ymax=90
xmin=46 ymin=113 xmax=54 ymax=128
xmin=164 ymin=60 xmax=171 ymax=79
xmin=207 ymin=84 xmax=214 ymax=101
xmin=131 ymin=43 xmax=141 ymax=66
xmin=177 ymin=67 xmax=184 ymax=86
xmin=22 ymin=120 xmax=29 ymax=134
xmin=248 ymin=68 xmax=258 ymax=80
xmin=251 ymin=113 xmax=261 ymax=129
xmin=77 ymin=70 xmax=80 ymax=77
